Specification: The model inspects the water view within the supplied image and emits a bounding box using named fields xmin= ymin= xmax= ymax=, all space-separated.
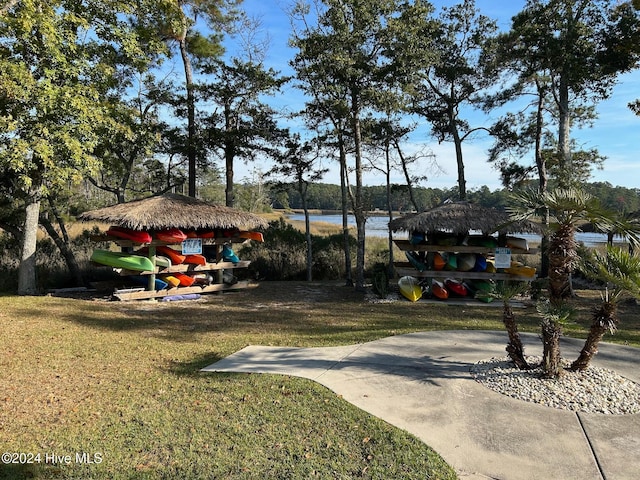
xmin=286 ymin=213 xmax=621 ymax=247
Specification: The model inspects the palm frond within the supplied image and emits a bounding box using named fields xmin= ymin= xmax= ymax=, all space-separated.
xmin=578 ymin=246 xmax=640 ymax=299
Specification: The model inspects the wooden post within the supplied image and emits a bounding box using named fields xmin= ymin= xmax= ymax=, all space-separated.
xmin=147 ymin=245 xmax=157 ymax=291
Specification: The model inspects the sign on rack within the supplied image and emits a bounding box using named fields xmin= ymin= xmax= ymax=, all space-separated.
xmin=181 ymin=238 xmax=203 ymax=255
xmin=494 ymin=247 xmax=512 ymax=268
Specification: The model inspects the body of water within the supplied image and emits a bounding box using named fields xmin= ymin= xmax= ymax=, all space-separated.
xmin=286 ymin=213 xmax=623 ymax=247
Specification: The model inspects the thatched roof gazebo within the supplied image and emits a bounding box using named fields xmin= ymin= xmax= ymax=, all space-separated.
xmin=78 ymin=193 xmax=268 ymax=231
xmin=389 ymin=201 xmax=540 ymax=236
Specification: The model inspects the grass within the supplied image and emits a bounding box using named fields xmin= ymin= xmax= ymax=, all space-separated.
xmin=2 ymin=282 xmax=638 ymax=480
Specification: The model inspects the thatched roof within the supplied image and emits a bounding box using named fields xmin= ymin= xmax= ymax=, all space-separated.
xmin=389 ymin=201 xmax=541 ymax=235
xmin=78 ymin=193 xmax=268 ymax=231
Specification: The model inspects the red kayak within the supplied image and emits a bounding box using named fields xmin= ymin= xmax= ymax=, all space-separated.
xmin=154 ymin=228 xmax=187 ymax=243
xmin=106 ymin=226 xmax=152 ymax=244
xmin=431 ymin=279 xmax=449 ymax=300
xmin=445 ymin=278 xmax=468 ymax=297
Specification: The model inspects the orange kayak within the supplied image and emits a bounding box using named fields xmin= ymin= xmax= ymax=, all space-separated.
xmin=184 ymin=254 xmax=207 ymax=266
xmin=238 ymin=231 xmax=264 ymax=242
xmin=173 ymin=272 xmax=195 ymax=287
xmin=433 ymin=252 xmax=446 ymax=271
xmin=155 ymin=246 xmax=186 ymax=265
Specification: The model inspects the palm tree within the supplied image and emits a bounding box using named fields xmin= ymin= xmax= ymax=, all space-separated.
xmin=508 ymin=188 xmax=640 ymax=302
xmin=535 ymin=300 xmax=574 ymax=378
xmin=487 ymin=281 xmax=531 ymax=370
xmin=508 ymin=187 xmax=640 ymax=378
xmin=570 ymin=247 xmax=640 ymax=371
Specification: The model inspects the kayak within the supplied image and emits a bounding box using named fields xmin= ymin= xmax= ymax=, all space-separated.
xmin=409 ymin=232 xmax=425 ymax=245
xmin=192 ymin=273 xmax=214 ymax=285
xmin=505 ymin=261 xmax=537 ymax=278
xmin=405 ymin=251 xmax=427 ymax=272
xmin=445 ymin=278 xmax=468 ymax=297
xmin=430 ymin=279 xmax=449 ymax=300
xmin=105 ymin=226 xmax=152 ymax=244
xmin=466 ymin=235 xmax=498 ymax=248
xmin=183 ymin=254 xmax=207 ymax=266
xmin=506 ymin=236 xmax=529 ymax=251
xmin=131 ymin=276 xmax=169 ymax=290
xmin=398 ymin=276 xmax=422 ymax=302
xmin=154 ymin=228 xmax=187 ymax=243
xmin=432 ymin=252 xmax=446 ymax=271
xmin=238 ymin=231 xmax=265 ymax=242
xmin=222 ymin=245 xmax=240 ymax=263
xmin=445 ymin=253 xmax=457 ymax=271
xmin=185 ymin=230 xmax=216 ymax=239
xmin=155 ymin=245 xmax=186 ymax=265
xmin=160 ymin=275 xmax=181 ymax=288
xmin=90 ymin=249 xmax=154 ymax=272
xmin=173 ymin=272 xmax=196 ymax=287
xmin=473 ymin=255 xmax=487 ymax=272
xmin=154 ymin=255 xmax=172 ymax=268
xmin=456 ymin=253 xmax=476 ymax=272
xmin=469 ymin=280 xmax=495 ymax=303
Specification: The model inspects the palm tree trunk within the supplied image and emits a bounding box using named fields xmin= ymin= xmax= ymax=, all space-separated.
xmin=571 ymin=301 xmax=617 ymax=371
xmin=502 ymin=302 xmax=529 ymax=369
xmin=548 ymin=223 xmax=578 ymax=300
xmin=541 ymin=319 xmax=563 ymax=378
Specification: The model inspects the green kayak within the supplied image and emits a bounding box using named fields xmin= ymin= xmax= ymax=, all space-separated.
xmin=90 ymin=249 xmax=155 ymax=272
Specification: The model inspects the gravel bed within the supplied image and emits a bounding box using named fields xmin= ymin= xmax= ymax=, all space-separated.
xmin=471 ymin=356 xmax=640 ymax=415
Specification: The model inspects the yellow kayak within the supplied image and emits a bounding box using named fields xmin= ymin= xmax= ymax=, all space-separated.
xmin=398 ymin=276 xmax=422 ymax=302
xmin=505 ymin=261 xmax=537 ymax=278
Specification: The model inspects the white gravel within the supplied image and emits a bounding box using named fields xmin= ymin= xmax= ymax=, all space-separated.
xmin=471 ymin=356 xmax=640 ymax=415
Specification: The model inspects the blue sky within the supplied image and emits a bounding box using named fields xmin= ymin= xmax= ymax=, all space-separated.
xmin=222 ymin=0 xmax=640 ymax=191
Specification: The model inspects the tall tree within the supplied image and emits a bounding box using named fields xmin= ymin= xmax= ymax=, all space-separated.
xmin=291 ymin=0 xmax=433 ymax=290
xmin=407 ymin=0 xmax=498 ymax=200
xmin=152 ymin=0 xmax=240 ymax=197
xmin=269 ymin=133 xmax=327 ymax=281
xmin=508 ymin=0 xmax=640 ymax=187
xmin=200 ymin=58 xmax=288 ymax=207
xmin=0 ymin=0 xmax=155 ymax=294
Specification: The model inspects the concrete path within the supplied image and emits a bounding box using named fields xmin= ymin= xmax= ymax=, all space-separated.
xmin=202 ymin=331 xmax=640 ymax=480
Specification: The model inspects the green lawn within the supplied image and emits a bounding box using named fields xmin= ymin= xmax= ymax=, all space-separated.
xmin=1 ymin=281 xmax=638 ymax=479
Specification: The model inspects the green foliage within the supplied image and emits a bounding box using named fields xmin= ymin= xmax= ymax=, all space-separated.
xmin=578 ymin=246 xmax=640 ymax=300
xmin=371 ymin=262 xmax=390 ymax=299
xmin=240 ymin=218 xmax=356 ymax=281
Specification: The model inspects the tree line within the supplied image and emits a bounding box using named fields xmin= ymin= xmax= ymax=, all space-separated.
xmin=1 ymin=0 xmax=640 ymax=293
xmin=275 ymin=182 xmax=640 ymax=214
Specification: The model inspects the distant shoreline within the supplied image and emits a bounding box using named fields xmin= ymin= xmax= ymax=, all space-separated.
xmin=278 ymin=208 xmax=406 ymax=217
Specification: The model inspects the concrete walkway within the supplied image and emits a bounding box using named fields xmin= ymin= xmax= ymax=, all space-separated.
xmin=202 ymin=331 xmax=640 ymax=480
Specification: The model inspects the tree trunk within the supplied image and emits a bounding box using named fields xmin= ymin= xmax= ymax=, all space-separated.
xmin=301 ymin=191 xmax=313 ymax=282
xmin=548 ymin=223 xmax=578 ymax=301
xmin=350 ymin=89 xmax=366 ymax=291
xmin=339 ymin=141 xmax=353 ymax=287
xmin=535 ymin=79 xmax=550 ymax=278
xmin=40 ymin=212 xmax=85 ymax=288
xmin=541 ymin=319 xmax=563 ymax=378
xmin=557 ymin=78 xmax=572 ymax=188
xmin=179 ymin=36 xmax=197 ymax=198
xmin=224 ymin=102 xmax=236 ymax=207
xmin=451 ymin=119 xmax=466 ymax=200
xmin=502 ymin=302 xmax=529 ymax=370
xmin=18 ymin=189 xmax=41 ymax=295
xmin=571 ymin=301 xmax=617 ymax=371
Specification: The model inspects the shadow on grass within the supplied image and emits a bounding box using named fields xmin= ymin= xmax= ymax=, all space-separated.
xmin=167 ymin=351 xmax=225 ymax=376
